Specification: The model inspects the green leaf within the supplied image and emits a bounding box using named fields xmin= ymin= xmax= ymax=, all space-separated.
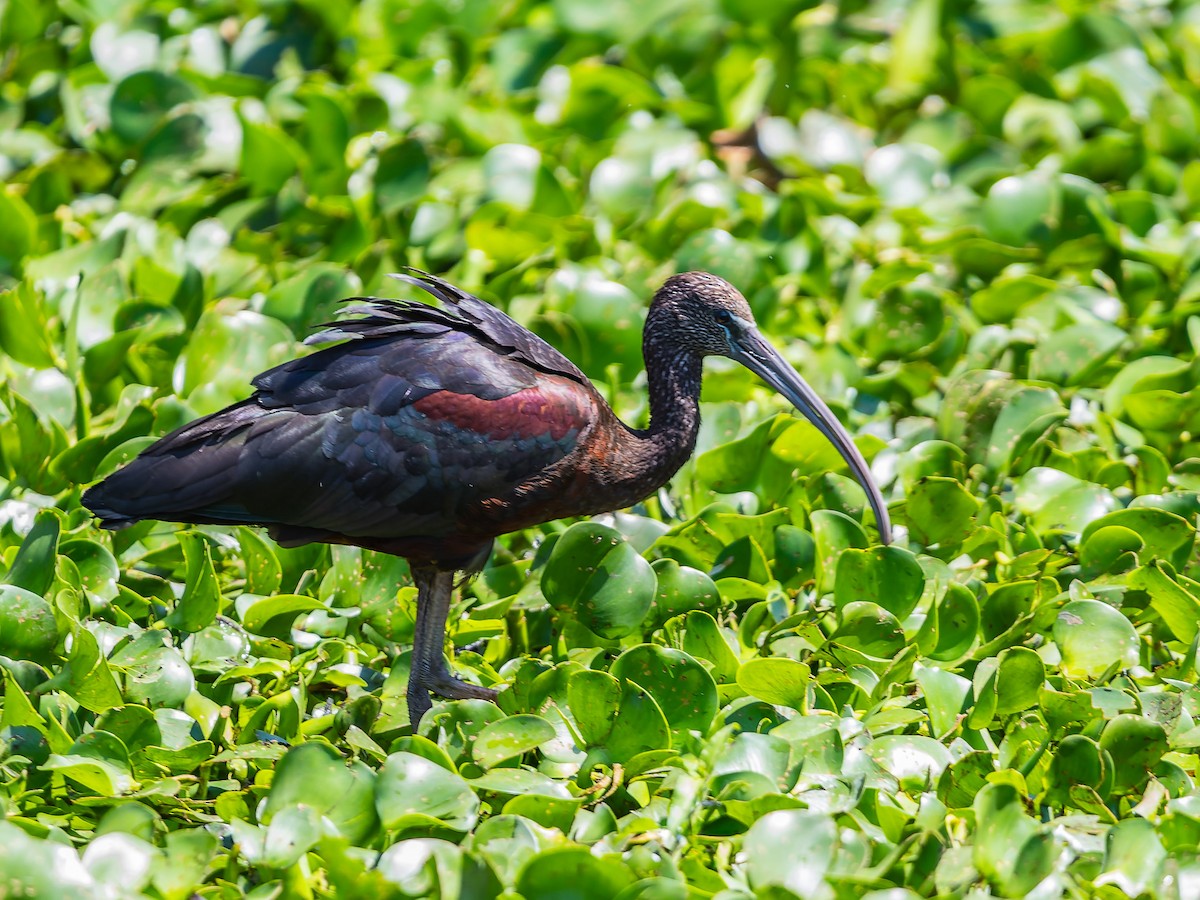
xmin=541 ymin=522 xmax=655 ymax=639
xmin=1014 ymin=468 xmax=1119 ymax=535
xmin=677 ymin=610 xmax=740 ymax=684
xmin=515 ymin=846 xmax=635 ymax=900
xmin=111 ymin=634 xmax=195 ymax=709
xmin=1128 ymin=562 xmax=1200 ymax=644
xmin=832 ymin=602 xmax=906 ymax=659
xmin=736 ymin=657 xmax=810 ymax=710
xmin=867 ymin=735 xmax=952 ymax=792
xmin=834 ymin=546 xmax=925 ymax=620
xmin=240 ymin=593 xmax=326 ymax=636
xmin=904 ymin=477 xmax=979 ymax=546
xmin=264 ymin=742 xmax=378 ymax=844
xmin=567 ymin=668 xmax=622 ymax=746
xmin=744 ymin=809 xmax=836 ymax=897
xmin=811 ymin=510 xmax=867 ymax=594
xmin=1099 ymin=714 xmax=1167 ymax=795
xmin=0 ymin=283 xmax=56 ymax=367
xmin=1096 ymin=818 xmax=1167 ymax=896
xmin=0 ymin=584 xmax=59 ymax=662
xmin=649 ymin=558 xmax=719 ymax=624
xmin=43 ymin=730 xmax=135 ymax=796
xmin=2 ymin=510 xmax=60 ymax=596
xmin=1053 ymin=599 xmax=1140 ymax=679
xmin=973 ymin=782 xmax=1056 ymax=896
xmin=472 ymin=714 xmax=556 ymax=768
xmin=606 ymin=679 xmax=671 ymax=761
xmin=611 ymin=644 xmax=717 ymax=739
xmin=49 ymin=625 xmax=124 ymax=713
xmin=165 ymin=533 xmax=220 ymax=633
xmin=375 ymin=751 xmax=480 ymax=831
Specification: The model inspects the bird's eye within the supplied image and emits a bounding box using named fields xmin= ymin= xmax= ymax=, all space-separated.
xmin=714 ymin=309 xmax=734 ymax=326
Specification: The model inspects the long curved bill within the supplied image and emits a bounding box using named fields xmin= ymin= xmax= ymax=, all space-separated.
xmin=729 ymin=329 xmax=893 ymax=544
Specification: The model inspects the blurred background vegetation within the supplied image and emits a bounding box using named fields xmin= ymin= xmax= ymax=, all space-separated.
xmin=4 ymin=0 xmax=1200 ymax=897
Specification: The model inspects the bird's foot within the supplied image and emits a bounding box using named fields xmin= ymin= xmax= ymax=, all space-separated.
xmin=407 ymin=673 xmax=499 ymax=729
xmin=428 ymin=673 xmax=499 ymax=702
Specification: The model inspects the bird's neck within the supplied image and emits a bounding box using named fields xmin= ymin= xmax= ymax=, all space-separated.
xmin=599 ymin=329 xmax=703 ymax=508
xmin=644 ymin=345 xmax=703 ymax=452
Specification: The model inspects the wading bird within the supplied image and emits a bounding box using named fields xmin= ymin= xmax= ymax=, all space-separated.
xmin=84 ymin=270 xmax=891 ymax=724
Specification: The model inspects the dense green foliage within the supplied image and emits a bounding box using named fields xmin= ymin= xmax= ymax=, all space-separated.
xmin=3 ymin=0 xmax=1200 ymax=896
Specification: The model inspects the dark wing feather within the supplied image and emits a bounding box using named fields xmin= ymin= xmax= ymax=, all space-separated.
xmin=83 ymin=295 xmax=599 ymax=556
xmin=303 ymin=269 xmax=590 ymax=387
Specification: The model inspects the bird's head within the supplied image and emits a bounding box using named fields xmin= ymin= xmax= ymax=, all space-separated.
xmin=650 ymin=271 xmax=893 ymax=544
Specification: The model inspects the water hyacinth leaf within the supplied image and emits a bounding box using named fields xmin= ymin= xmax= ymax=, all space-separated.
xmin=1045 ymin=734 xmax=1108 ymax=807
xmin=3 ymin=508 xmax=60 ymax=596
xmin=1128 ymin=562 xmax=1200 ymax=644
xmin=43 ymin=730 xmax=135 ymax=796
xmin=163 ymin=532 xmax=220 ymax=633
xmin=60 ymin=539 xmax=120 ymax=606
xmin=695 ymin=415 xmax=778 ymax=493
xmin=928 ymin=583 xmax=980 ymax=661
xmin=650 ymin=558 xmax=720 ymax=624
xmin=541 ymin=522 xmax=655 ymax=639
xmin=184 ymin=618 xmax=250 ymax=674
xmin=903 ymin=477 xmax=979 ymax=547
xmin=1080 ymin=525 xmax=1143 ymax=576
xmin=240 ymin=593 xmax=326 ymax=636
xmin=113 ymin=637 xmax=195 ymax=709
xmin=983 ymin=172 xmax=1059 ymax=247
xmin=915 ymin=666 xmax=971 ymax=737
xmin=1029 ymin=322 xmax=1126 ymax=386
xmin=264 ymin=742 xmax=378 ymax=844
xmin=110 ymin=71 xmax=199 ymax=144
xmin=833 ymin=602 xmax=906 ymax=659
xmin=1099 ymin=715 xmax=1167 ymax=795
xmin=0 ymin=584 xmax=59 ymax=662
xmin=82 ymin=832 xmax=156 ymax=895
xmin=376 ymin=838 xmax=502 ymax=897
xmin=515 ymin=846 xmax=635 ymax=900
xmin=1095 ymin=818 xmax=1167 ymax=896
xmin=866 ymin=735 xmax=952 ymax=793
xmin=151 ymin=828 xmax=218 ymax=900
xmin=984 ymin=387 xmax=1067 ymax=476
xmin=611 ymin=644 xmax=717 ymax=738
xmin=375 ymin=751 xmax=480 ymax=832
xmin=744 ymin=809 xmax=836 ymax=897
xmin=678 ymin=610 xmax=740 ymax=684
xmin=1053 ymin=599 xmax=1140 ymax=679
xmin=973 ymin=782 xmax=1056 ymax=896
xmin=567 ymin=668 xmax=622 ymax=746
xmin=991 ymin=647 xmax=1044 ymax=716
xmin=256 ymin=804 xmax=323 ymax=869
xmin=607 ymin=680 xmax=671 ymax=760
xmin=810 ymin=510 xmax=868 ymax=594
xmin=1014 ymin=468 xmax=1119 ymax=535
xmin=896 ymin=440 xmax=966 ymax=489
xmin=773 ymin=523 xmax=816 ymax=589
xmin=732 ymin=658 xmax=809 ymax=713
xmin=833 ymin=546 xmax=924 ymax=620
xmin=52 ymin=625 xmax=124 ymax=713
xmin=0 ymin=822 xmax=97 ymax=897
xmin=1080 ymin=507 xmax=1195 ymax=572
xmin=472 ymin=714 xmax=556 ymax=768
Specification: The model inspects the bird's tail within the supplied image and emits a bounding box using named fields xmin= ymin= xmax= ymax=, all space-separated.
xmin=80 ymin=400 xmax=271 ymax=531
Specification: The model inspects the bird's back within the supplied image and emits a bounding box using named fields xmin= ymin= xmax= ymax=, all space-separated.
xmin=83 ymin=277 xmax=602 ymax=567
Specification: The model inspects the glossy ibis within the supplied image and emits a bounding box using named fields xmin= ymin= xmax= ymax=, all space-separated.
xmin=83 ymin=270 xmax=891 ymax=724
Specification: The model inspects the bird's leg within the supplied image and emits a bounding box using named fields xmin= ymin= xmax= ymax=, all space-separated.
xmin=408 ymin=566 xmax=498 ymax=726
